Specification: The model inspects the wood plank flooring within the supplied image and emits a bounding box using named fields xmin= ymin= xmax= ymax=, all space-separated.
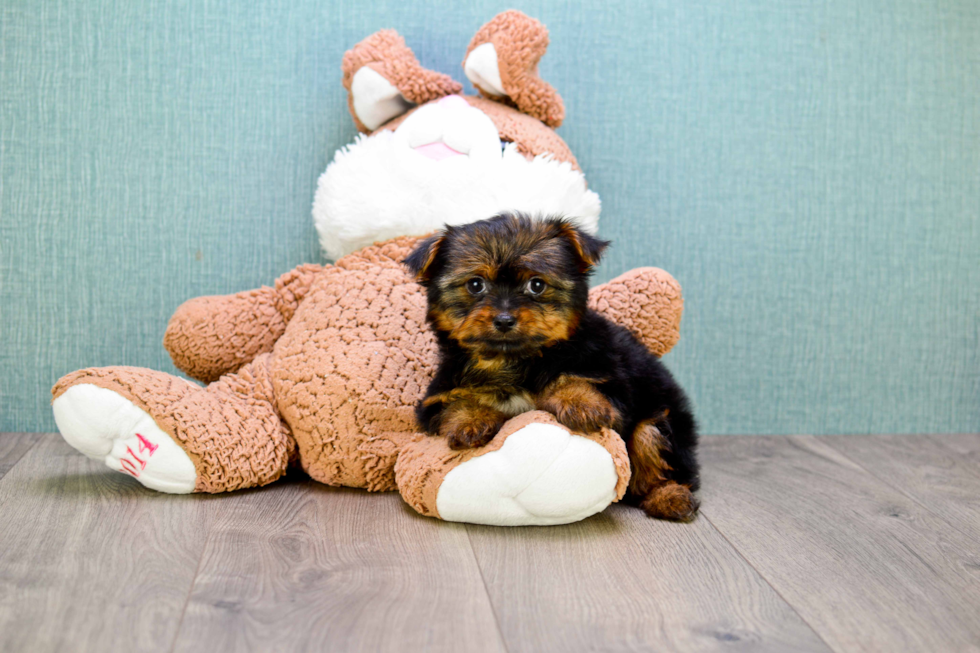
xmin=699 ymin=435 xmax=980 ymax=653
xmin=0 ymin=433 xmax=978 ymax=653
xmin=173 ymin=483 xmax=504 ymax=653
xmin=0 ymin=432 xmax=40 ymax=479
xmin=0 ymin=434 xmax=211 ymax=653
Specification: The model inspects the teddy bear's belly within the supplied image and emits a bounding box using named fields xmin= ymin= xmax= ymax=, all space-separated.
xmin=270 ymin=263 xmax=438 ymax=491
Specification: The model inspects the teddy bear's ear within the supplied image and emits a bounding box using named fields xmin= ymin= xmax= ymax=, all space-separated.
xmin=343 ymin=30 xmax=463 ymax=133
xmin=462 ymin=11 xmax=565 ymax=128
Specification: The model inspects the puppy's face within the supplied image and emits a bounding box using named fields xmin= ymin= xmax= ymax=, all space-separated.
xmin=405 ymin=214 xmax=608 ymax=357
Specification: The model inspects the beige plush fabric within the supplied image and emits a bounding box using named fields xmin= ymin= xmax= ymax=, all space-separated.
xmin=342 ymin=29 xmax=463 ymax=133
xmin=53 ymin=236 xmax=683 ymax=497
xmin=588 ymin=267 xmax=685 ymax=357
xmin=52 ymin=356 xmax=296 ymax=493
xmin=164 ymin=264 xmax=323 ymax=384
xmin=395 ymin=410 xmax=631 ymax=519
xmin=271 ymin=236 xmax=436 ymax=492
xmin=464 ymin=10 xmax=565 ymax=128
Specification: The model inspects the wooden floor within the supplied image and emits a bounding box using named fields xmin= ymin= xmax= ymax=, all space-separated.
xmin=0 ymin=433 xmax=978 ymax=652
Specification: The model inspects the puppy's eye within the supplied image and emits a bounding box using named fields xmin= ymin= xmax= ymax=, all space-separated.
xmin=466 ymin=277 xmax=486 ymax=295
xmin=527 ymin=277 xmax=547 ymax=296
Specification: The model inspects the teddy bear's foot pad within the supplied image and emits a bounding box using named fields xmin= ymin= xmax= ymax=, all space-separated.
xmin=53 ymin=384 xmax=197 ymax=493
xmin=436 ymin=422 xmax=619 ymax=526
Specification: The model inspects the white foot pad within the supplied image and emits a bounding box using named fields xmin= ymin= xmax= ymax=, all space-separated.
xmin=436 ymin=422 xmax=619 ymax=526
xmin=53 ymin=384 xmax=198 ymax=494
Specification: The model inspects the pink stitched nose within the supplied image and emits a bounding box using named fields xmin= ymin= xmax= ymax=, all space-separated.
xmin=438 ymin=94 xmax=469 ymax=110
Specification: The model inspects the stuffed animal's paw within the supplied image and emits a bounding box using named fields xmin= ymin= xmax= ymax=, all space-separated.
xmin=397 ymin=411 xmax=631 ymax=526
xmin=52 ymin=383 xmax=198 ymax=493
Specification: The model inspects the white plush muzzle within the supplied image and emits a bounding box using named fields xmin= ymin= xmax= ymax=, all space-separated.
xmin=313 ymin=96 xmax=601 ymax=260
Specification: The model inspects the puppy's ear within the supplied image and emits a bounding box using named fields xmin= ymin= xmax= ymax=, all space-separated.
xmin=403 ymin=234 xmax=447 ymax=284
xmin=556 ymin=221 xmax=609 ymax=272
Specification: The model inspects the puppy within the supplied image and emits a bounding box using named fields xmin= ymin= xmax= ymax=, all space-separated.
xmin=404 ymin=213 xmax=700 ymax=521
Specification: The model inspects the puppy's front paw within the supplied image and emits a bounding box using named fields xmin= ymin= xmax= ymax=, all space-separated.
xmin=538 ymin=395 xmax=617 ymax=433
xmin=439 ymin=406 xmax=506 ymax=450
xmin=536 ymin=376 xmax=619 ymax=433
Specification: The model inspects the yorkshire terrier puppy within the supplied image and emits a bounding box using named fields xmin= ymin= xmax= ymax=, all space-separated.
xmin=404 ymin=213 xmax=699 ymax=521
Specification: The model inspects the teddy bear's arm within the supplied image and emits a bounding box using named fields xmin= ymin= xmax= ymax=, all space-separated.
xmin=588 ymin=267 xmax=684 ymax=357
xmin=164 ymin=263 xmax=325 ymax=383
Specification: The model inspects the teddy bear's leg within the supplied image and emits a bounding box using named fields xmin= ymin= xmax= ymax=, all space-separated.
xmin=165 ymin=263 xmax=324 ymax=384
xmin=52 ymin=354 xmax=294 ymax=494
xmin=342 ymin=30 xmax=462 ymax=132
xmin=395 ymin=411 xmax=631 ymax=526
xmin=463 ymin=10 xmax=565 ymax=128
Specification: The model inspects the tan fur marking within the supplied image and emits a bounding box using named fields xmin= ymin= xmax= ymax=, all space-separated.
xmin=556 ymin=221 xmax=603 ymax=271
xmin=463 ymin=356 xmax=525 ymax=388
xmin=522 ymin=305 xmax=578 ymax=345
xmin=626 ymin=420 xmax=672 ymax=497
xmin=628 ymin=419 xmax=698 ymax=521
xmin=436 ymin=397 xmax=508 ymax=450
xmin=470 ymin=356 xmax=508 ymax=373
xmin=535 ymin=375 xmax=619 ymax=433
xmin=472 ymin=264 xmax=497 ymax=281
xmin=640 ymin=482 xmax=699 ymax=522
xmin=452 ymin=304 xmax=498 ymax=342
xmin=428 ymin=306 xmax=460 ymax=335
xmin=409 ymin=235 xmax=446 ymax=281
xmin=425 ymin=386 xmax=524 ymax=410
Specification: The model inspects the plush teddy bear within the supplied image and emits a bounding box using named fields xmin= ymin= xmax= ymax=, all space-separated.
xmin=51 ymin=11 xmax=685 ymax=526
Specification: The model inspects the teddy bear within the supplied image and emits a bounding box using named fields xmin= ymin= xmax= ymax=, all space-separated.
xmin=51 ymin=11 xmax=685 ymax=526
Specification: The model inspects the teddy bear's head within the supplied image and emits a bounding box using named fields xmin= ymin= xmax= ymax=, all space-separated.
xmin=312 ymin=11 xmax=601 ymax=261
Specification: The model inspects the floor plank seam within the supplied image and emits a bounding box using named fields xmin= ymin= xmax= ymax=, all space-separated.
xmin=0 ymin=433 xmax=43 ymax=483
xmin=168 ymin=520 xmax=211 ymax=653
xmin=698 ymin=508 xmax=838 ymax=653
xmin=817 ymin=438 xmax=980 ymax=546
xmin=464 ymin=526 xmax=512 ymax=653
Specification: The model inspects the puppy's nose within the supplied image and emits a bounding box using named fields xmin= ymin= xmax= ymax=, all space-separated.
xmin=493 ymin=313 xmax=517 ymax=332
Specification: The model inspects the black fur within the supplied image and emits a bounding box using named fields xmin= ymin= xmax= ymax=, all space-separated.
xmin=419 ymin=307 xmax=700 ymax=493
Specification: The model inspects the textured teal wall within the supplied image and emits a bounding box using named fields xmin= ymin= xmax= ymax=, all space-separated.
xmin=2 ymin=0 xmax=978 ymax=434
